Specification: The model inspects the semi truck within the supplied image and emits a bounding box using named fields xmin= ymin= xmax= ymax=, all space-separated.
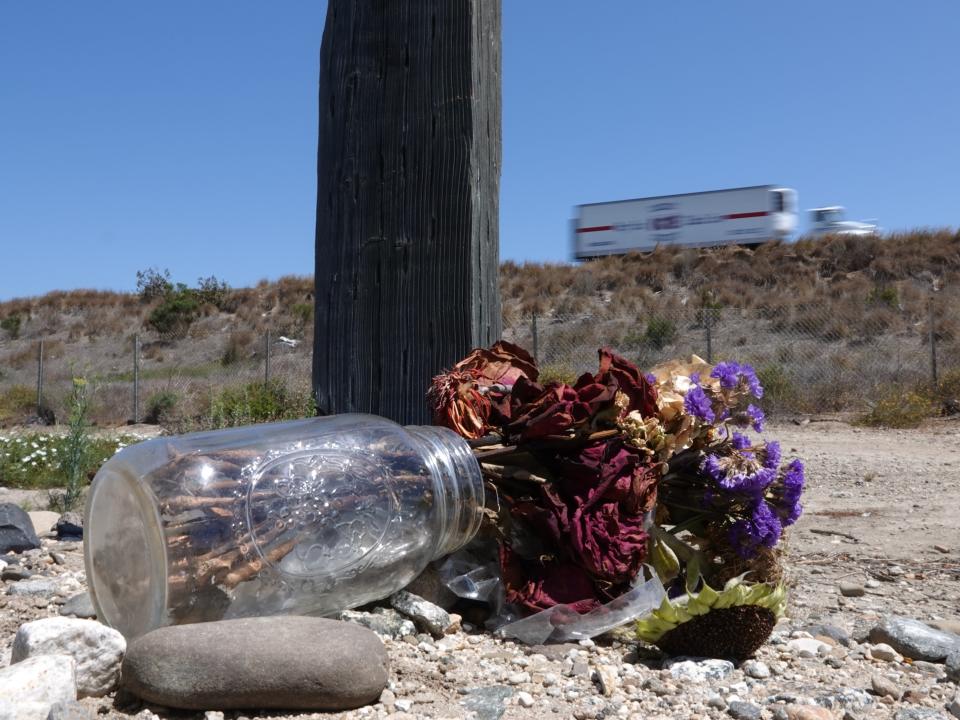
xmin=808 ymin=206 xmax=880 ymax=237
xmin=572 ymin=185 xmax=798 ymax=259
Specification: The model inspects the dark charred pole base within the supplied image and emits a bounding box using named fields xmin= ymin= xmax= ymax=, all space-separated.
xmin=313 ymin=0 xmax=502 ymax=425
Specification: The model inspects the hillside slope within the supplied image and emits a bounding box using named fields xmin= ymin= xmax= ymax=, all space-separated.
xmin=0 ymin=230 xmax=957 ymax=425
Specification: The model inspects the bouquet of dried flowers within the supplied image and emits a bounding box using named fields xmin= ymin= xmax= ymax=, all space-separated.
xmin=429 ymin=342 xmax=805 ymax=658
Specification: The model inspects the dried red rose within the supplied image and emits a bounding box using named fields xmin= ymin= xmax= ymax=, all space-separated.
xmin=428 ymin=341 xmax=539 ymax=439
xmin=427 ymin=370 xmax=491 ymax=439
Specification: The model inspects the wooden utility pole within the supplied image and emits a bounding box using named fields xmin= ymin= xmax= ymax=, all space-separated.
xmin=313 ymin=1 xmax=502 ymax=424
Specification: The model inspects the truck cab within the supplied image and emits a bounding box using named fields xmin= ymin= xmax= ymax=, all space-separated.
xmin=809 ymin=206 xmax=879 ymax=237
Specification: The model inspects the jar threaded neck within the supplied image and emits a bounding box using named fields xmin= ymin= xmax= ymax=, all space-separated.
xmin=404 ymin=426 xmax=484 ymax=559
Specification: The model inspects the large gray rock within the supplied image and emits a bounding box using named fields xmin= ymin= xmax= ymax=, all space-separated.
xmin=12 ymin=617 xmax=126 ymax=697
xmin=121 ymin=616 xmax=387 ymax=710
xmin=0 ymin=504 xmax=41 ymax=554
xmin=868 ymin=617 xmax=960 ymax=663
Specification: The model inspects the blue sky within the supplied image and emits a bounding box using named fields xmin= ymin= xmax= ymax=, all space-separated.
xmin=1 ymin=2 xmax=957 ymax=300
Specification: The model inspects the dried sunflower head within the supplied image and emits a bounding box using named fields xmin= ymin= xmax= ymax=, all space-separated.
xmin=635 ymin=576 xmax=786 ymax=660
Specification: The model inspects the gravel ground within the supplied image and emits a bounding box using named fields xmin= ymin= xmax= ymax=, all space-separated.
xmin=2 ymin=418 xmax=960 ymax=720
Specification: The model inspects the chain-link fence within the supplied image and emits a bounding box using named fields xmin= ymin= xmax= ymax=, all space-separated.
xmin=0 ymin=328 xmax=312 ymax=428
xmin=0 ymin=293 xmax=954 ymax=425
xmin=504 ymin=294 xmax=953 ymax=414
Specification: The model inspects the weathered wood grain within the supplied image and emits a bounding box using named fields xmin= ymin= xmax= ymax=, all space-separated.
xmin=313 ymin=0 xmax=502 ymax=424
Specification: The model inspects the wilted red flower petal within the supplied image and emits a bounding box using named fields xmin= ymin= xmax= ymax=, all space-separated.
xmin=453 ymin=340 xmax=539 ymax=387
xmin=500 ymin=545 xmax=603 ymax=614
xmin=595 ymin=348 xmax=658 ymax=417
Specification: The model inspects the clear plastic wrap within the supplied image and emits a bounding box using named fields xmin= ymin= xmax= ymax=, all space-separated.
xmin=439 ymin=546 xmax=665 ymax=644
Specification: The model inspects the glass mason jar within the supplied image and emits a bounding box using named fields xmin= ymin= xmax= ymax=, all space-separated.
xmin=84 ymin=415 xmax=484 ymax=638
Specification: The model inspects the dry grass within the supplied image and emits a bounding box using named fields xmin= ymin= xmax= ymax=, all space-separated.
xmin=0 ymin=232 xmax=956 ymax=425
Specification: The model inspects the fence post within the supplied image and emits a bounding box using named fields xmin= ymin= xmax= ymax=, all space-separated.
xmin=530 ymin=313 xmax=539 ymax=364
xmin=36 ymin=340 xmax=44 ymax=417
xmin=133 ymin=333 xmax=140 ymax=424
xmin=264 ymin=329 xmax=272 ymax=383
xmin=929 ymin=296 xmax=938 ymax=386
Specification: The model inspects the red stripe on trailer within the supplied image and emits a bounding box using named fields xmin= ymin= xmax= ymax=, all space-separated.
xmin=576 ymin=225 xmax=614 ymax=233
xmin=726 ymin=211 xmax=768 ymax=220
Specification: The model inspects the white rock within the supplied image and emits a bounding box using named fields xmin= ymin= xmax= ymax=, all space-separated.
xmin=868 ymin=642 xmax=903 ymax=662
xmin=0 ymin=700 xmax=54 ymax=720
xmin=594 ymin=665 xmax=619 ymax=696
xmin=394 ymin=699 xmax=412 ymax=712
xmin=742 ymin=660 xmax=771 ymax=679
xmin=786 ymin=637 xmax=831 ymax=658
xmin=0 ymin=655 xmax=76 ymax=706
xmin=508 ymin=671 xmax=531 ymax=685
xmin=517 ymin=691 xmax=535 ymax=708
xmin=11 ymin=617 xmax=125 ymax=697
xmin=664 ymin=658 xmax=734 ymax=682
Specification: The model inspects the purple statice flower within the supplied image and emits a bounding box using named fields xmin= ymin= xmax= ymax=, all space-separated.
xmin=774 ymin=458 xmax=805 ymax=526
xmin=710 ymin=361 xmax=764 ymax=398
xmin=728 ymin=499 xmax=783 ymax=558
xmin=731 ymin=431 xmax=751 ymax=450
xmin=645 ymin=373 xmax=657 ymax=386
xmin=684 ymin=382 xmax=715 ymax=423
xmin=762 ymin=440 xmax=781 ymax=470
xmin=711 ymin=361 xmax=741 ymax=390
xmin=701 ymin=451 xmax=776 ymax=494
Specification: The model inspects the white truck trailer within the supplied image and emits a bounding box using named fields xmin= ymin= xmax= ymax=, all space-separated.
xmin=573 ymin=185 xmax=798 ymax=259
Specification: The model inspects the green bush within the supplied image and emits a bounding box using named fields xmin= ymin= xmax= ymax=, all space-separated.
xmin=144 ymin=389 xmax=178 ymax=425
xmin=0 ymin=314 xmax=22 ymax=339
xmin=48 ymin=378 xmax=91 ymax=513
xmin=644 ymin=317 xmax=678 ymax=350
xmin=205 ymin=380 xmax=314 ymax=428
xmin=146 ymin=286 xmax=200 ymax=334
xmin=860 ymin=388 xmax=936 ymax=428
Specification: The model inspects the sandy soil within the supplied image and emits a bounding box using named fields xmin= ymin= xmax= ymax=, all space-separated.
xmin=2 ymin=418 xmax=960 ymax=720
